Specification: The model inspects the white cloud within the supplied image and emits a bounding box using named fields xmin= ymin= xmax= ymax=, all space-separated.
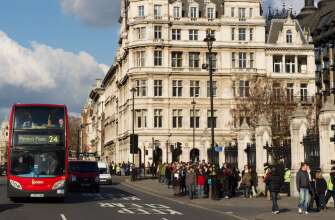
xmin=0 ymin=31 xmax=107 ymax=123
xmin=60 ymin=0 xmax=120 ymax=27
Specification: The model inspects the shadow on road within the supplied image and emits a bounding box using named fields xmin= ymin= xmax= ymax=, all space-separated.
xmin=0 ymin=204 xmax=23 ymax=213
xmin=65 ymin=185 xmax=138 ymax=204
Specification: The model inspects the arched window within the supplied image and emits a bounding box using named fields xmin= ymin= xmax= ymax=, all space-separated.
xmin=286 ymin=30 xmax=292 ymax=44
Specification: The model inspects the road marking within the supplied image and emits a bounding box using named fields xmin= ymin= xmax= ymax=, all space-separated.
xmin=161 ymin=218 xmax=168 ymax=220
xmin=122 ymin=181 xmax=248 ymax=220
xmin=60 ymin=214 xmax=67 ymax=220
xmin=97 ymin=202 xmax=183 ymax=215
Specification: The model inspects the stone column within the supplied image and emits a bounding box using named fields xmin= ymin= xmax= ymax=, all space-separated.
xmin=255 ymin=116 xmax=272 ymax=175
xmin=290 ymin=105 xmax=309 ymax=197
xmin=237 ymin=118 xmax=251 ymax=171
xmin=319 ymin=100 xmax=335 ymax=174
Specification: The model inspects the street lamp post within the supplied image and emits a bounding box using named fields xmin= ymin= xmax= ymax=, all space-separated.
xmin=130 ymin=86 xmax=137 ymax=166
xmin=204 ymin=30 xmax=216 ymax=164
xmin=191 ymin=99 xmax=196 ymax=162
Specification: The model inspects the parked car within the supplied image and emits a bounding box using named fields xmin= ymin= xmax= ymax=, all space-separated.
xmin=98 ymin=161 xmax=112 ymax=184
xmin=68 ymin=160 xmax=100 ymax=193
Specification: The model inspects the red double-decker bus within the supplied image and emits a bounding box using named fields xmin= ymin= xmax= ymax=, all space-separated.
xmin=7 ymin=104 xmax=69 ymax=200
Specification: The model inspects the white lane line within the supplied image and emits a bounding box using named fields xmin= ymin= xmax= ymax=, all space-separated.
xmin=161 ymin=218 xmax=168 ymax=220
xmin=60 ymin=214 xmax=67 ymax=220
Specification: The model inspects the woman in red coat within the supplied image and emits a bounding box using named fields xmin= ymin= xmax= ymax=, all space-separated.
xmin=197 ymin=168 xmax=206 ymax=198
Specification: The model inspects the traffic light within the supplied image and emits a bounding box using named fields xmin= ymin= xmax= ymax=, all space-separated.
xmin=130 ymin=134 xmax=138 ymax=154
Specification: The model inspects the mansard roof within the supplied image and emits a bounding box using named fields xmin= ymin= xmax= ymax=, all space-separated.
xmin=267 ymin=17 xmax=307 ymax=44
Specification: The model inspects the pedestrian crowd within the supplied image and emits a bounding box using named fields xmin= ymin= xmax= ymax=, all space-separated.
xmin=156 ymin=161 xmax=258 ymax=200
xmin=153 ymin=161 xmax=335 ymax=215
xmin=109 ymin=161 xmax=132 ymax=176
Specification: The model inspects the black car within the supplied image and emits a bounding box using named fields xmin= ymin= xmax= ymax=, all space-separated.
xmin=68 ymin=161 xmax=100 ymax=193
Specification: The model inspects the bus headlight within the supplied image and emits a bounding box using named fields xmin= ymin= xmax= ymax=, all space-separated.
xmin=52 ymin=180 xmax=65 ymax=190
xmin=10 ymin=180 xmax=22 ymax=190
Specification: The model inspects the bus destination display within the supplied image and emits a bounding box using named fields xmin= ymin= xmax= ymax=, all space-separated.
xmin=17 ymin=134 xmax=60 ymax=145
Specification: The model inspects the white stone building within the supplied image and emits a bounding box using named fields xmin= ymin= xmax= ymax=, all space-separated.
xmin=83 ymin=0 xmax=316 ymax=173
xmin=0 ymin=121 xmax=9 ymax=165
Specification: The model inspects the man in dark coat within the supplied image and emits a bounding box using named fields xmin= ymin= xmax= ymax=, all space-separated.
xmin=266 ymin=166 xmax=282 ymax=214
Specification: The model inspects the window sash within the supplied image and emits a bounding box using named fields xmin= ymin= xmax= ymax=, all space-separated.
xmin=190 ymin=115 xmax=200 ymax=128
xmin=190 ymin=7 xmax=197 ymax=18
xmin=238 ymin=8 xmax=246 ymax=19
xmin=189 ymin=52 xmax=200 ymax=68
xmin=154 ymin=5 xmax=162 ymax=17
xmin=172 ymin=80 xmax=182 ymax=97
xmin=286 ymin=30 xmax=292 ymax=43
xmin=154 ymin=109 xmax=163 ymax=128
xmin=239 ymin=28 xmax=246 ymax=41
xmin=238 ymin=52 xmax=247 ymax=69
xmin=154 ymin=51 xmax=162 ymax=66
xmin=172 ymin=52 xmax=183 ymax=67
xmin=207 ymin=8 xmax=214 ymax=19
xmin=136 ymin=80 xmax=147 ymax=97
xmin=135 ymin=51 xmax=146 ymax=67
xmin=239 ymin=81 xmax=250 ymax=97
xmin=190 ymin=80 xmax=200 ymax=97
xmin=172 ymin=29 xmax=181 ymax=40
xmin=189 ymin=30 xmax=198 ymax=40
xmin=154 ymin=80 xmax=163 ymax=96
xmin=173 ymin=7 xmax=180 ymax=17
xmin=154 ymin=26 xmax=162 ymax=39
xmin=138 ymin=6 xmax=144 ymax=17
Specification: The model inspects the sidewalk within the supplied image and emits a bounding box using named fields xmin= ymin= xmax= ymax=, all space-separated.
xmin=123 ymin=178 xmax=335 ymax=220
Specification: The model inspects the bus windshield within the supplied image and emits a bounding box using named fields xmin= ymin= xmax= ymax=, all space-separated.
xmin=14 ymin=106 xmax=65 ymax=130
xmin=10 ymin=150 xmax=65 ymax=178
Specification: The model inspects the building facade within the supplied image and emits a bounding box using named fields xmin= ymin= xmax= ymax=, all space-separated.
xmin=297 ymin=0 xmax=335 ymax=175
xmin=83 ymin=0 xmax=316 ymax=172
xmin=0 ymin=121 xmax=9 ymax=165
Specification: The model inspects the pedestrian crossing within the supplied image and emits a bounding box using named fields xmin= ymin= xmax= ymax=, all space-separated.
xmin=80 ymin=192 xmax=141 ymax=201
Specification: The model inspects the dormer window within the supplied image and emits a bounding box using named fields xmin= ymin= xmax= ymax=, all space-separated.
xmin=173 ymin=6 xmax=180 ymax=18
xmin=138 ymin=5 xmax=144 ymax=17
xmin=286 ymin=30 xmax=292 ymax=44
xmin=238 ymin=8 xmax=246 ymax=20
xmin=207 ymin=8 xmax=214 ymax=19
xmin=190 ymin=7 xmax=198 ymax=18
xmin=154 ymin=5 xmax=162 ymax=18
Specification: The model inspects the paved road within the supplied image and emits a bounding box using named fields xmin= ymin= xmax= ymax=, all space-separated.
xmin=0 ymin=176 xmax=239 ymax=220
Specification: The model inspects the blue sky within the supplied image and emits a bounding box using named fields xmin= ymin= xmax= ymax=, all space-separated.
xmin=0 ymin=0 xmax=314 ymax=123
xmin=0 ymin=0 xmax=119 ymax=65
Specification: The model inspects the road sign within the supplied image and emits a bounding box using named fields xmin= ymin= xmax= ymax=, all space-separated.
xmin=215 ymin=146 xmax=224 ymax=152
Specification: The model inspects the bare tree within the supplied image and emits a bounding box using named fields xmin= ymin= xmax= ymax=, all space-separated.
xmin=68 ymin=116 xmax=81 ymax=157
xmin=233 ymin=76 xmax=315 ymax=144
